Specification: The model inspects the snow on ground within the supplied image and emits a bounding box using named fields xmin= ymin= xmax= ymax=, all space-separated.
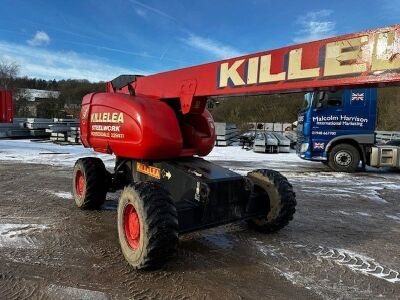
xmin=0 ymin=139 xmax=305 ymax=168
xmin=46 ymin=284 xmax=109 ymax=300
xmin=45 ymin=190 xmax=73 ymax=199
xmin=1 ymin=139 xmax=399 ymax=204
xmin=207 ymin=145 xmax=302 ymax=163
xmin=0 ymin=223 xmax=49 ymax=249
xmin=0 ymin=139 xmax=114 ymax=168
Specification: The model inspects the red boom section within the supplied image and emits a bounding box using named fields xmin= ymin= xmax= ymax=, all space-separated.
xmin=0 ymin=91 xmax=13 ymax=123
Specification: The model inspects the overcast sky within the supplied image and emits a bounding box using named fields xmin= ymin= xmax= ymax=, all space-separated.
xmin=0 ymin=0 xmax=399 ymax=81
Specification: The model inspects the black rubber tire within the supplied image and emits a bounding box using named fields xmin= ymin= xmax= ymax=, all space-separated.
xmin=246 ymin=169 xmax=296 ymax=233
xmin=117 ymin=182 xmax=178 ymax=270
xmin=72 ymin=157 xmax=108 ymax=209
xmin=327 ymin=144 xmax=360 ymax=173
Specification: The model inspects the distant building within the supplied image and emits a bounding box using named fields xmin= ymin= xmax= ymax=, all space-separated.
xmin=16 ymin=88 xmax=60 ymax=102
xmin=15 ymin=89 xmax=61 ymax=117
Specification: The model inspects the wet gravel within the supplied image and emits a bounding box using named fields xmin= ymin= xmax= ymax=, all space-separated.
xmin=0 ymin=160 xmax=399 ymax=299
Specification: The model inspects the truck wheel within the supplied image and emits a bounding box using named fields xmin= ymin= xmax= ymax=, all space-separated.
xmin=118 ymin=182 xmax=178 ymax=270
xmin=328 ymin=144 xmax=360 ymax=172
xmin=72 ymin=157 xmax=108 ymax=209
xmin=246 ymin=169 xmax=296 ymax=233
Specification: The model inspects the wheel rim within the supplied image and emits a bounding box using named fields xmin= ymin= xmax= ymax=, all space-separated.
xmin=334 ymin=151 xmax=352 ymax=167
xmin=75 ymin=170 xmax=85 ymax=197
xmin=123 ymin=204 xmax=141 ymax=249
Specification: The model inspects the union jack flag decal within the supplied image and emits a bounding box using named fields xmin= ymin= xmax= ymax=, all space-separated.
xmin=351 ymin=93 xmax=365 ymax=101
xmin=314 ymin=142 xmax=325 ymax=149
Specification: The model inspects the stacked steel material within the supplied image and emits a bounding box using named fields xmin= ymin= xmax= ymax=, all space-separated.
xmin=0 ymin=118 xmax=79 ymax=142
xmin=46 ymin=119 xmax=79 ymax=143
xmin=68 ymin=127 xmax=80 ymax=144
xmin=214 ymin=123 xmax=240 ymax=146
xmin=0 ymin=118 xmax=48 ymax=138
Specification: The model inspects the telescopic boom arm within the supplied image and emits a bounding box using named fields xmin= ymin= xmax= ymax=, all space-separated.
xmin=107 ymin=25 xmax=400 ymax=114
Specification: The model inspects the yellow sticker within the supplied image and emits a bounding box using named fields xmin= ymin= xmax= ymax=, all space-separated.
xmin=136 ymin=163 xmax=161 ymax=179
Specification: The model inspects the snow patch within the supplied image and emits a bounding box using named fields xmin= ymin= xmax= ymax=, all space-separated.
xmin=0 ymin=139 xmax=114 ymax=168
xmin=208 ymin=146 xmax=303 ymax=163
xmin=383 ymin=183 xmax=400 ymax=190
xmin=46 ymin=284 xmax=109 ymax=300
xmin=0 ymin=223 xmax=49 ymax=249
xmin=254 ymin=240 xmax=283 ymax=258
xmin=356 ymin=212 xmax=371 ymax=217
xmin=386 ymin=215 xmax=400 ymax=222
xmin=46 ymin=190 xmax=73 ymax=199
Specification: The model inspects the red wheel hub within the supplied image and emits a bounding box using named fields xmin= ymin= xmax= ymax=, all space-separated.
xmin=75 ymin=170 xmax=85 ymax=197
xmin=124 ymin=204 xmax=141 ymax=249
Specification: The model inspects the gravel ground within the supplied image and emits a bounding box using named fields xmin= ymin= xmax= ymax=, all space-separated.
xmin=0 ymin=157 xmax=399 ymax=299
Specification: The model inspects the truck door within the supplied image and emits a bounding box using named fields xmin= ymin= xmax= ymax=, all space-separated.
xmin=310 ymin=90 xmax=344 ymax=155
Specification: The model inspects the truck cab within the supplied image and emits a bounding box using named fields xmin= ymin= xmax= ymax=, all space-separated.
xmin=297 ymin=88 xmax=377 ymax=172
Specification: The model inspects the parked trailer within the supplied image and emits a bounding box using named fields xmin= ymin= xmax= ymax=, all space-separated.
xmin=0 ymin=91 xmax=13 ymax=123
xmin=72 ymin=25 xmax=400 ymax=269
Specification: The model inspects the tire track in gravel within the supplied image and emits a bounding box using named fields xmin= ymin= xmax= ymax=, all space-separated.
xmin=253 ymin=239 xmax=400 ymax=299
xmin=189 ymin=220 xmax=400 ymax=299
xmin=314 ymin=247 xmax=400 ymax=283
xmin=1 ymin=161 xmax=399 ymax=299
xmin=0 ymin=272 xmax=45 ymax=300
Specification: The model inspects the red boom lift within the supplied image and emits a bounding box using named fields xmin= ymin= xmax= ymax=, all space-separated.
xmin=72 ymin=25 xmax=400 ymax=269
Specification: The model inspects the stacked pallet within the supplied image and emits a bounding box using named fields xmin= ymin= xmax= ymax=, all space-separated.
xmin=215 ymin=123 xmax=240 ymax=146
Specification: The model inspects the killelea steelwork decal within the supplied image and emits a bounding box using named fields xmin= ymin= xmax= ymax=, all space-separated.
xmin=89 ymin=112 xmax=125 ymax=139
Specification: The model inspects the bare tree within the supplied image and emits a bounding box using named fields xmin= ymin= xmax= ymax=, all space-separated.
xmin=0 ymin=60 xmax=20 ymax=90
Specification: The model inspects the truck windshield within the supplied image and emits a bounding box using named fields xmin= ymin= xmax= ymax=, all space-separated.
xmin=314 ymin=90 xmax=343 ymax=108
xmin=301 ymin=93 xmax=313 ymax=112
